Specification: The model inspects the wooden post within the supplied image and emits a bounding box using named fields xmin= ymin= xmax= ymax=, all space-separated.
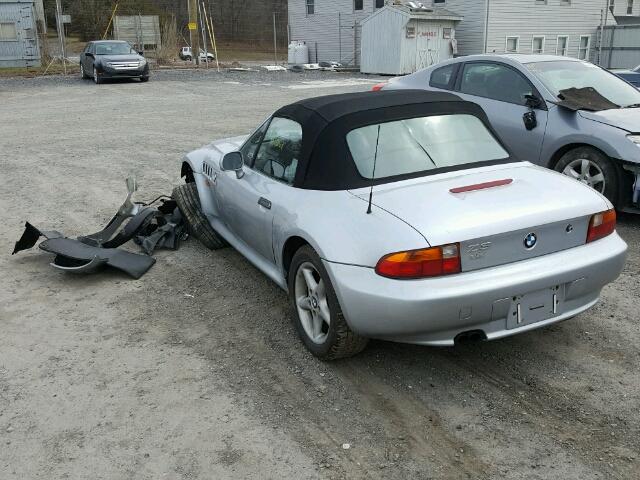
xmin=188 ymin=0 xmax=200 ymax=65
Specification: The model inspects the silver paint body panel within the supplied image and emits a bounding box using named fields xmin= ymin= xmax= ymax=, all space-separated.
xmin=181 ymin=123 xmax=627 ymax=345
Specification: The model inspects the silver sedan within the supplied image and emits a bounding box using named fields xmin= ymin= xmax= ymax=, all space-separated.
xmin=377 ymin=54 xmax=640 ymax=213
xmin=174 ymin=90 xmax=627 ymax=359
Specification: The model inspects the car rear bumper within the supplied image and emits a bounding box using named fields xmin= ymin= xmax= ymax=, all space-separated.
xmin=323 ymin=232 xmax=627 ymax=346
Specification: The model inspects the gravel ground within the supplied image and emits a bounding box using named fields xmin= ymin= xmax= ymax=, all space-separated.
xmin=1 ymin=70 xmax=639 ymax=480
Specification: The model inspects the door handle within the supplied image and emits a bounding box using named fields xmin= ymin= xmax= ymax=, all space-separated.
xmin=258 ymin=197 xmax=272 ymax=210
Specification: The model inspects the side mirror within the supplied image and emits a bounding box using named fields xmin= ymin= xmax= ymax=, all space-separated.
xmin=138 ymin=51 xmax=144 ymax=56
xmin=221 ymin=152 xmax=245 ymax=179
xmin=523 ymin=111 xmax=538 ymax=131
xmin=525 ymin=94 xmax=542 ymax=110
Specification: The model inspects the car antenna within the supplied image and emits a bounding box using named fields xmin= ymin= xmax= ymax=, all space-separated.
xmin=367 ymin=124 xmax=381 ymax=215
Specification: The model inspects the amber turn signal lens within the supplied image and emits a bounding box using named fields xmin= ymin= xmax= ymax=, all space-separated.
xmin=586 ymin=209 xmax=616 ymax=243
xmin=375 ymin=244 xmax=461 ymax=279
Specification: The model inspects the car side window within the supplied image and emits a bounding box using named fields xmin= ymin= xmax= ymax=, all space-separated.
xmin=430 ymin=63 xmax=456 ymax=90
xmin=240 ymin=119 xmax=270 ymax=165
xmin=83 ymin=43 xmax=90 ymax=53
xmin=252 ymin=117 xmax=302 ymax=185
xmin=460 ymin=63 xmax=533 ymax=106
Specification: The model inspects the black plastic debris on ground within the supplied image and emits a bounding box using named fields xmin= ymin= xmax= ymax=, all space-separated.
xmin=12 ymin=178 xmax=187 ymax=279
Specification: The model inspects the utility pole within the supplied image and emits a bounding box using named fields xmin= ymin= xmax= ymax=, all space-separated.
xmin=273 ymin=12 xmax=278 ymax=65
xmin=188 ymin=0 xmax=200 ymax=65
xmin=55 ymin=0 xmax=66 ymax=74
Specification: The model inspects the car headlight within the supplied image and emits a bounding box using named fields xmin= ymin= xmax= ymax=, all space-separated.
xmin=139 ymin=58 xmax=147 ymax=67
xmin=627 ymin=134 xmax=640 ymax=145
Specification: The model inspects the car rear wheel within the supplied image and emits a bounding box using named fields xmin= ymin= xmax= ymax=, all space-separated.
xmin=140 ymin=76 xmax=149 ymax=82
xmin=555 ymin=147 xmax=619 ymax=205
xmin=172 ymin=183 xmax=228 ymax=250
xmin=80 ymin=64 xmax=88 ymax=79
xmin=289 ymin=245 xmax=368 ymax=360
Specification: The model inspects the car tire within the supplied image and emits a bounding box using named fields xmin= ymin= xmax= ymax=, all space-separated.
xmin=172 ymin=183 xmax=228 ymax=250
xmin=140 ymin=76 xmax=149 ymax=82
xmin=93 ymin=66 xmax=102 ymax=85
xmin=185 ymin=55 xmax=192 ymax=61
xmin=555 ymin=147 xmax=619 ymax=205
xmin=288 ymin=245 xmax=368 ymax=360
xmin=80 ymin=64 xmax=88 ymax=79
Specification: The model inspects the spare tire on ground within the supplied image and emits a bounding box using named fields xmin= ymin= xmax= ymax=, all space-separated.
xmin=172 ymin=183 xmax=228 ymax=250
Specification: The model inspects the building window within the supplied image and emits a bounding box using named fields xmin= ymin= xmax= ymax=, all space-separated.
xmin=354 ymin=0 xmax=363 ymax=11
xmin=535 ymin=0 xmax=547 ymax=4
xmin=306 ymin=0 xmax=314 ymax=15
xmin=532 ymin=36 xmax=545 ymax=54
xmin=628 ymin=0 xmax=634 ymax=14
xmin=556 ymin=36 xmax=569 ymax=56
xmin=434 ymin=0 xmax=446 ymax=3
xmin=0 ymin=22 xmax=18 ymax=41
xmin=376 ymin=0 xmax=385 ymax=7
xmin=443 ymin=27 xmax=452 ymax=39
xmin=578 ymin=35 xmax=590 ymax=60
xmin=506 ymin=36 xmax=519 ymax=53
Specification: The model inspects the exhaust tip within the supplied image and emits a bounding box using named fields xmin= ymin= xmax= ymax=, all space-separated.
xmin=454 ymin=330 xmax=487 ymax=345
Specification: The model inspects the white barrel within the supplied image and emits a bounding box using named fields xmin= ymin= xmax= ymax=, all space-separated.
xmin=294 ymin=42 xmax=309 ymax=64
xmin=288 ymin=41 xmax=298 ymax=64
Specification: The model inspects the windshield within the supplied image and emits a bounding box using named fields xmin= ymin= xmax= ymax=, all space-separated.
xmin=95 ymin=43 xmax=133 ymax=55
xmin=346 ymin=114 xmax=509 ymax=180
xmin=526 ymin=60 xmax=640 ymax=107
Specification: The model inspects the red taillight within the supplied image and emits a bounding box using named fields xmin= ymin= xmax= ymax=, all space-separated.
xmin=371 ymin=82 xmax=387 ymax=92
xmin=375 ymin=243 xmax=461 ymax=279
xmin=586 ymin=209 xmax=616 ymax=243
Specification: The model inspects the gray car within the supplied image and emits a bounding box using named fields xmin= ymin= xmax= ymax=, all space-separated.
xmin=79 ymin=40 xmax=149 ymax=84
xmin=378 ymin=54 xmax=640 ymax=213
xmin=174 ymin=91 xmax=627 ymax=359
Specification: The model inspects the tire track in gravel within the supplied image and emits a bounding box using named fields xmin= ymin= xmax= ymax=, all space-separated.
xmin=138 ymin=247 xmax=492 ymax=479
xmin=334 ymin=362 xmax=492 ymax=479
xmin=428 ymin=350 xmax=638 ymax=479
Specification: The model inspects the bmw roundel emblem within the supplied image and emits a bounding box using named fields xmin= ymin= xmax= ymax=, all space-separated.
xmin=524 ymin=232 xmax=538 ymax=249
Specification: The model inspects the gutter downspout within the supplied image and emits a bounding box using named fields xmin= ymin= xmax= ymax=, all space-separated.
xmin=483 ymin=0 xmax=490 ymax=53
xmin=598 ymin=0 xmax=611 ymax=66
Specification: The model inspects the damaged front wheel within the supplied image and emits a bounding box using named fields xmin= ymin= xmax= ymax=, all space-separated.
xmin=173 ymin=183 xmax=228 ymax=250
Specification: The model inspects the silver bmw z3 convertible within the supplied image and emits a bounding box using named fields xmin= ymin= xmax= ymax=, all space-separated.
xmin=174 ymin=90 xmax=628 ymax=359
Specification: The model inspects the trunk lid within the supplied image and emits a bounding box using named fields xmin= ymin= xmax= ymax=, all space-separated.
xmin=351 ymin=162 xmax=610 ymax=272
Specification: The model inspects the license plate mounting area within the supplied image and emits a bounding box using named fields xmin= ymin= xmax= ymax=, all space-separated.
xmin=507 ymin=285 xmax=564 ymax=330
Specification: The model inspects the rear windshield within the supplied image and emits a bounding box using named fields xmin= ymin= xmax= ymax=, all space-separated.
xmin=346 ymin=114 xmax=509 ymax=180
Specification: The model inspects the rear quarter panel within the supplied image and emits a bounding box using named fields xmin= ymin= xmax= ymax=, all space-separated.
xmin=272 ymin=189 xmax=429 ymax=271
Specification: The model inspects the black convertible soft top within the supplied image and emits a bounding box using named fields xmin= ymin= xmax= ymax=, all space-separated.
xmin=272 ymin=90 xmax=516 ymax=190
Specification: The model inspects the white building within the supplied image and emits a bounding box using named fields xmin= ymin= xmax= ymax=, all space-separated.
xmin=360 ymin=4 xmax=461 ymax=74
xmin=288 ymin=0 xmax=617 ymax=66
xmin=0 ymin=0 xmax=41 ymax=67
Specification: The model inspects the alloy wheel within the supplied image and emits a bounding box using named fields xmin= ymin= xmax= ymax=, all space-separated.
xmin=80 ymin=64 xmax=84 ymax=78
xmin=562 ymin=158 xmax=606 ymax=193
xmin=93 ymin=67 xmax=98 ymax=84
xmin=294 ymin=262 xmax=330 ymax=344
